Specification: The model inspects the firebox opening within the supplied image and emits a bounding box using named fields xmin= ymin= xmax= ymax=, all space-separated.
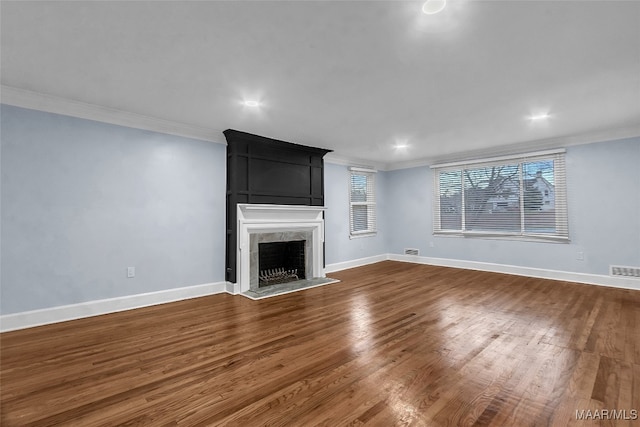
xmin=258 ymin=240 xmax=306 ymax=287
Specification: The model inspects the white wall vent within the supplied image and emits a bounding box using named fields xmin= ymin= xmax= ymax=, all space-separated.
xmin=404 ymin=248 xmax=420 ymax=256
xmin=610 ymin=265 xmax=640 ymax=278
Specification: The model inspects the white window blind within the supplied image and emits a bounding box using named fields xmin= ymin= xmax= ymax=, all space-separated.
xmin=433 ymin=150 xmax=568 ymax=241
xmin=349 ymin=167 xmax=377 ymax=237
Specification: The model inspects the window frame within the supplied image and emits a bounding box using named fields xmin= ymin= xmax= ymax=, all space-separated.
xmin=432 ymin=149 xmax=569 ymax=243
xmin=349 ymin=167 xmax=377 ymax=238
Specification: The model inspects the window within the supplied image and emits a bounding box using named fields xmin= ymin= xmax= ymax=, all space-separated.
xmin=349 ymin=167 xmax=377 ymax=237
xmin=432 ymin=149 xmax=568 ymax=241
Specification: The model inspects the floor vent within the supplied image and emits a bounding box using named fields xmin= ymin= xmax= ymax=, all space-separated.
xmin=404 ymin=248 xmax=420 ymax=256
xmin=610 ymin=265 xmax=640 ymax=278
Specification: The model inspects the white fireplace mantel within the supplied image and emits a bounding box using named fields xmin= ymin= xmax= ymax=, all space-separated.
xmin=236 ymin=204 xmax=327 ymax=293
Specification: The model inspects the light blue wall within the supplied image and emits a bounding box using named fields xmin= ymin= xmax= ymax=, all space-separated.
xmin=385 ymin=137 xmax=640 ymax=276
xmin=2 ymin=103 xmax=638 ymax=316
xmin=324 ymin=162 xmax=388 ymax=265
xmin=1 ymin=105 xmax=227 ymax=314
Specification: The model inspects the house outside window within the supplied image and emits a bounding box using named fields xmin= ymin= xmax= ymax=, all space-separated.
xmin=432 ymin=149 xmax=568 ymax=242
xmin=349 ymin=167 xmax=377 ymax=237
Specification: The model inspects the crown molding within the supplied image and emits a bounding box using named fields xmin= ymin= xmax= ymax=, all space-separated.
xmin=327 ymin=125 xmax=640 ymax=172
xmin=3 ymin=85 xmax=637 ymax=169
xmin=323 ymin=152 xmax=386 ymax=171
xmin=385 ymin=125 xmax=640 ymax=171
xmin=381 ymin=157 xmax=434 ymax=172
xmin=0 ymin=85 xmax=226 ymax=144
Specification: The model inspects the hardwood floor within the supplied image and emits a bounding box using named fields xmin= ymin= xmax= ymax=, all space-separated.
xmin=1 ymin=261 xmax=639 ymax=426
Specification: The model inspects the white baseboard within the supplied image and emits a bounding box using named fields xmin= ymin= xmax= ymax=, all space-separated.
xmin=0 ymin=281 xmax=228 ymax=333
xmin=226 ymin=281 xmax=240 ymax=295
xmin=388 ymin=254 xmax=640 ymax=291
xmin=4 ymin=255 xmax=637 ymax=333
xmin=325 ymin=254 xmax=388 ymax=273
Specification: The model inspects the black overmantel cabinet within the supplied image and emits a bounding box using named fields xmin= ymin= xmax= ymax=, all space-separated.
xmin=224 ymin=129 xmax=332 ymax=283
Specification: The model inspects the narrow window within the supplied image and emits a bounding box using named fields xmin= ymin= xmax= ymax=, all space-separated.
xmin=349 ymin=167 xmax=377 ymax=237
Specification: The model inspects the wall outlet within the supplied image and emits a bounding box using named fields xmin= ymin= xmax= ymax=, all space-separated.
xmin=429 ymin=241 xmax=435 ymax=248
xmin=576 ymin=252 xmax=584 ymax=261
xmin=127 ymin=267 xmax=135 ymax=278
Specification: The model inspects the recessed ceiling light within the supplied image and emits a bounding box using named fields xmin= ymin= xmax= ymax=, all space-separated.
xmin=243 ymin=100 xmax=260 ymax=107
xmin=394 ymin=141 xmax=409 ymax=149
xmin=422 ymin=0 xmax=447 ymax=15
xmin=529 ymin=113 xmax=551 ymax=121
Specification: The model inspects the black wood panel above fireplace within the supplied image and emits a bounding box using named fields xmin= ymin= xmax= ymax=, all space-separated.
xmin=224 ymin=129 xmax=332 ymax=283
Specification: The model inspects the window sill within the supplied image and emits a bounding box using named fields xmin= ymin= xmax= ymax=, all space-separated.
xmin=349 ymin=232 xmax=378 ymax=239
xmin=433 ymin=231 xmax=569 ymax=244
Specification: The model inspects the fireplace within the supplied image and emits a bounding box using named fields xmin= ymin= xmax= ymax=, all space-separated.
xmin=250 ymin=231 xmax=313 ymax=291
xmin=235 ymin=204 xmax=326 ymax=294
xmin=224 ymin=129 xmax=332 ymax=284
xmin=258 ymin=240 xmax=306 ymax=287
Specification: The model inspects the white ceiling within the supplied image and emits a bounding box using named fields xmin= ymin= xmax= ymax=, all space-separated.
xmin=2 ymin=0 xmax=639 ymax=169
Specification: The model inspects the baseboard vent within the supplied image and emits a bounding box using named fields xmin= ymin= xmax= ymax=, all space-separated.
xmin=404 ymin=248 xmax=420 ymax=256
xmin=610 ymin=265 xmax=640 ymax=278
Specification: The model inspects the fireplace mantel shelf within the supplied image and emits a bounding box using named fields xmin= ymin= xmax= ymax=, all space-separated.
xmin=238 ymin=204 xmax=327 ymax=224
xmin=241 ymin=204 xmax=327 ymax=211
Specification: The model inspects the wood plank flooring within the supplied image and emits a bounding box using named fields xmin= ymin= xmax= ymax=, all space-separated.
xmin=1 ymin=261 xmax=639 ymax=426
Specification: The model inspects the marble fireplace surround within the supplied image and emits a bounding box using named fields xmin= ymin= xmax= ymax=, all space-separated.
xmin=236 ymin=204 xmax=327 ymax=293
